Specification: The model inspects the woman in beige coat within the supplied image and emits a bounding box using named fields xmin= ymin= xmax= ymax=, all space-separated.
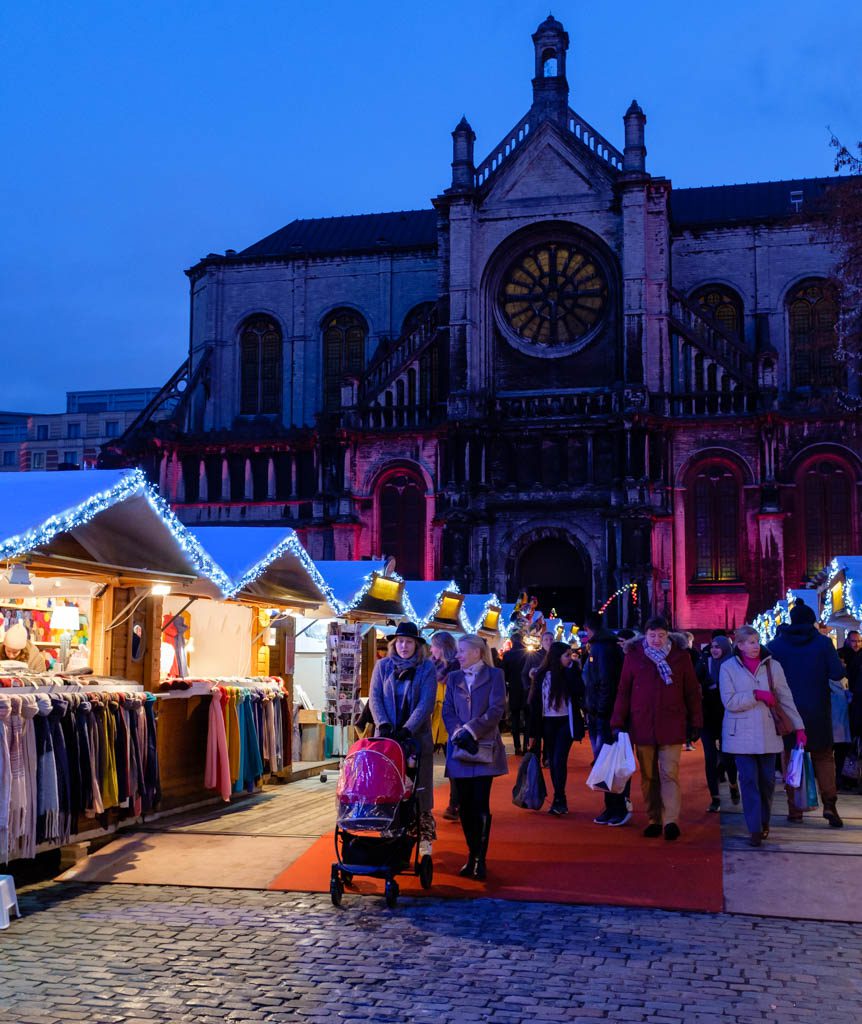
xmin=719 ymin=625 xmax=805 ymax=846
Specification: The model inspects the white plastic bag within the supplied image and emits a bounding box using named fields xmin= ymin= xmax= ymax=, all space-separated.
xmin=784 ymin=746 xmax=804 ymax=788
xmin=586 ymin=732 xmax=637 ymax=793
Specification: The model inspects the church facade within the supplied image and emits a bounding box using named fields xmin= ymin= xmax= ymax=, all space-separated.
xmin=109 ymin=17 xmax=861 ymax=631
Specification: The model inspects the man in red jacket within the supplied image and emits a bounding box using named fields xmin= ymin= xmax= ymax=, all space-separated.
xmin=611 ymin=616 xmax=703 ymax=841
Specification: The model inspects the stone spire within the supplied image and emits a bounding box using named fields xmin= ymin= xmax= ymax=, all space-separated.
xmin=623 ymin=99 xmax=647 ymax=173
xmin=531 ymin=15 xmax=570 ymax=127
xmin=450 ymin=115 xmax=476 ymax=191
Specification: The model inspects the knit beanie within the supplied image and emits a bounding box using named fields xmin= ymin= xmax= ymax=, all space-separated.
xmin=789 ymin=601 xmax=816 ymax=626
xmin=3 ymin=622 xmax=28 ymax=650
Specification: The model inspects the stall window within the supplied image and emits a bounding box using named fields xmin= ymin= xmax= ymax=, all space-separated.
xmin=377 ymin=471 xmax=425 ymax=579
xmin=323 ymin=309 xmax=367 ymax=411
xmin=692 ymin=464 xmax=740 ymax=582
xmin=802 ymin=460 xmax=853 ymax=577
xmin=240 ymin=316 xmax=282 ymax=415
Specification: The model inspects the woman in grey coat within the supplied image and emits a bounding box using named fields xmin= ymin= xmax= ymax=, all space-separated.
xmin=720 ymin=625 xmax=805 ymax=846
xmin=442 ymin=634 xmax=508 ymax=880
xmin=369 ymin=621 xmax=438 ymax=856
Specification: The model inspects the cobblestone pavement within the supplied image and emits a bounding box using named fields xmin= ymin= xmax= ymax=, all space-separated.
xmin=2 ymin=883 xmax=861 ymax=1024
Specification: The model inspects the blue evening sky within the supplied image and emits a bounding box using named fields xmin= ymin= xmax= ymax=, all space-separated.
xmin=1 ymin=1 xmax=860 ymax=411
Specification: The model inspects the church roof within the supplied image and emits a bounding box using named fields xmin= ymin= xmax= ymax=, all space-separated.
xmin=239 ymin=210 xmax=438 ymax=258
xmin=669 ymin=175 xmax=851 ymax=227
xmin=230 ymin=176 xmax=855 ymax=260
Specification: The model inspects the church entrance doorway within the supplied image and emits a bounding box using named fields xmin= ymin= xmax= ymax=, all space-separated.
xmin=512 ymin=534 xmax=590 ymax=624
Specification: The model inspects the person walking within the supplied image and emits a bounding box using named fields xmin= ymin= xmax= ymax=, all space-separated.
xmin=429 ymin=630 xmax=460 ymax=820
xmin=838 ymin=630 xmax=862 ymax=790
xmin=720 ymin=625 xmax=805 ymax=846
xmin=527 ymin=641 xmax=585 ymax=815
xmin=701 ymin=636 xmax=741 ymax=811
xmin=767 ymin=601 xmax=847 ymax=827
xmin=611 ymin=616 xmax=703 ymax=841
xmin=581 ymin=612 xmax=630 ymax=826
xmin=522 ymin=630 xmax=554 ymax=765
xmin=442 ymin=634 xmax=508 ymax=880
xmin=369 ymin=621 xmax=438 ymax=856
xmin=501 ymin=630 xmax=529 ymax=755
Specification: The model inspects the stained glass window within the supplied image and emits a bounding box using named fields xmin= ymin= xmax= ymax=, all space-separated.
xmin=693 ymin=465 xmax=739 ymax=582
xmin=803 ymin=461 xmax=852 ymax=577
xmin=323 ymin=310 xmax=367 ymax=411
xmin=240 ymin=317 xmax=282 ymax=415
xmin=788 ymin=280 xmax=842 ymax=388
xmin=500 ymin=243 xmax=608 ymax=348
xmin=379 ymin=473 xmax=425 ymax=579
xmin=692 ymin=287 xmax=742 ymax=337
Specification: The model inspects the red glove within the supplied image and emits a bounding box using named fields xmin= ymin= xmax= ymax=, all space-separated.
xmin=753 ymin=689 xmax=776 ymax=707
xmin=796 ymin=729 xmax=807 ymax=747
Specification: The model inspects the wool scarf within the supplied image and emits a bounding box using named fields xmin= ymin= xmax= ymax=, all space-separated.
xmin=642 ymin=638 xmax=674 ymax=686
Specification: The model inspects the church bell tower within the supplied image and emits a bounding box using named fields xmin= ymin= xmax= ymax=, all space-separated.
xmin=530 ymin=15 xmax=570 ymax=127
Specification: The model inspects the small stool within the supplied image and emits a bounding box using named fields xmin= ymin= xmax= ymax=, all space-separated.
xmin=0 ymin=874 xmax=21 ymax=929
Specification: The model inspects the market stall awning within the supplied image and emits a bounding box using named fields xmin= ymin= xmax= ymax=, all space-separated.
xmin=313 ymin=560 xmax=405 ymax=621
xmin=188 ymin=526 xmax=339 ymax=611
xmin=0 ymin=469 xmax=230 ymax=596
xmin=462 ymin=593 xmax=504 ymax=636
xmin=819 ymin=556 xmax=862 ymax=624
xmin=403 ymin=580 xmax=470 ymax=632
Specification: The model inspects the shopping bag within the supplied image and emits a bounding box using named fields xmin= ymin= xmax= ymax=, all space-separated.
xmin=790 ymin=751 xmax=819 ymax=812
xmin=784 ymin=747 xmax=804 ymax=788
xmin=511 ymin=752 xmax=547 ymax=810
xmin=830 ymin=681 xmax=851 ymax=744
xmin=586 ymin=732 xmax=636 ymax=794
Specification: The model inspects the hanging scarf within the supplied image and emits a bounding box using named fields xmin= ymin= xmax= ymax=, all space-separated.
xmin=50 ymin=695 xmax=72 ymax=845
xmin=643 ymin=638 xmax=674 ymax=686
xmin=0 ymin=695 xmax=11 ymax=863
xmin=34 ymin=692 xmax=58 ymax=845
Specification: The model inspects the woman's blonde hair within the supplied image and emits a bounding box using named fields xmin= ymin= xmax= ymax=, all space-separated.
xmin=386 ymin=634 xmax=428 ymax=662
xmin=734 ymin=625 xmax=760 ymax=645
xmin=457 ymin=633 xmax=494 ymax=667
xmin=430 ymin=631 xmax=457 ymax=660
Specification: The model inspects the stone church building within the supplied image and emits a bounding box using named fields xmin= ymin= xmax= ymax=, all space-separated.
xmin=109 ymin=16 xmax=861 ymax=631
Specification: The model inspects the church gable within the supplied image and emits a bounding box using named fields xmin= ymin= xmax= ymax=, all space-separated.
xmin=481 ymin=122 xmax=618 ymax=208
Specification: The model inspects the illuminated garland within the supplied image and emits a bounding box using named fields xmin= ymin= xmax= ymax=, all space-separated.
xmin=229 ymin=533 xmax=344 ymax=611
xmin=0 ymin=468 xmax=235 ymax=597
xmin=468 ymin=594 xmax=504 ymax=636
xmin=598 ymin=582 xmax=638 ymax=615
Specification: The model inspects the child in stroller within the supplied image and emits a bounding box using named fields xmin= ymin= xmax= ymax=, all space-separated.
xmin=330 ymin=735 xmax=433 ymax=907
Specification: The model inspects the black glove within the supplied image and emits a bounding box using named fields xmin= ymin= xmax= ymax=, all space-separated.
xmin=394 ymin=726 xmax=412 ymax=744
xmin=687 ymin=726 xmax=701 ymax=744
xmin=454 ymin=730 xmax=479 ymax=755
xmin=377 ymin=723 xmax=394 ymax=739
xmin=610 ymin=727 xmax=621 ymax=742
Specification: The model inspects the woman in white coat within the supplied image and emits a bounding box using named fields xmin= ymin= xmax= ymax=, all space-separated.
xmin=719 ymin=625 xmax=805 ymax=846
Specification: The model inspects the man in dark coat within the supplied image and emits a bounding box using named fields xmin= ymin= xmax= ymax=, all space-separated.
xmin=501 ymin=631 xmax=529 ymax=755
xmin=767 ymin=600 xmax=847 ymax=827
xmin=582 ymin=612 xmax=629 ymax=825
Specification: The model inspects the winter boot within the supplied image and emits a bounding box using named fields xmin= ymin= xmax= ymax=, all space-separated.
xmin=473 ymin=813 xmax=492 ymax=881
xmin=458 ymin=811 xmax=478 ymax=877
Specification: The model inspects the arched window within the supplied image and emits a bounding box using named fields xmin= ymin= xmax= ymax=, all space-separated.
xmin=322 ymin=309 xmax=367 ymax=411
xmin=378 ymin=471 xmax=425 ymax=579
xmin=542 ymin=49 xmax=558 ymax=76
xmin=399 ymin=301 xmax=435 ymax=339
xmin=691 ymin=286 xmax=743 ymax=337
xmin=240 ymin=316 xmax=282 ymax=415
xmin=802 ymin=459 xmax=853 ymax=577
xmin=788 ymin=280 xmax=842 ymax=388
xmin=691 ymin=464 xmax=740 ymax=582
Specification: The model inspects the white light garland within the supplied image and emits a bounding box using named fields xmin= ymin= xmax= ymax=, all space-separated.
xmin=468 ymin=594 xmax=504 ymax=636
xmin=229 ymin=533 xmax=345 ymax=612
xmin=0 ymin=468 xmax=235 ymax=597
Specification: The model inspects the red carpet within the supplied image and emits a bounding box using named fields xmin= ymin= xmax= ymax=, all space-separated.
xmin=269 ymin=742 xmax=724 ymax=912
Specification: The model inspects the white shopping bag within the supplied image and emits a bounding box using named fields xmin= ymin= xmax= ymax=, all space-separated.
xmin=784 ymin=746 xmax=804 ymax=788
xmin=586 ymin=732 xmax=637 ymax=793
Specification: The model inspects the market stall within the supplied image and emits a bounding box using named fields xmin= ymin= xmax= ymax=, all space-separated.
xmin=819 ymin=556 xmax=862 ymax=642
xmin=403 ymin=579 xmax=470 ymax=634
xmin=0 ymin=468 xmax=236 ymax=862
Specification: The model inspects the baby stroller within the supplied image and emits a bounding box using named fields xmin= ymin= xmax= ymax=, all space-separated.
xmin=330 ymin=735 xmax=433 ymax=907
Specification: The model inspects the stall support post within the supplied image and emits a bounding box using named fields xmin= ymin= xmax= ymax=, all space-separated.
xmin=143 ymin=593 xmax=164 ymax=690
xmin=89 ymin=585 xmax=114 ymax=676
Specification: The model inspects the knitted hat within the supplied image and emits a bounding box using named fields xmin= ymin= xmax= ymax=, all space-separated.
xmin=789 ymin=601 xmax=816 ymax=625
xmin=3 ymin=622 xmax=28 ymax=650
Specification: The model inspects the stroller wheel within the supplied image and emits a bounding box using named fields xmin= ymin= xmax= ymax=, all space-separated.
xmin=341 ymin=871 xmax=354 ymax=886
xmin=384 ymin=878 xmax=399 ymax=908
xmin=329 ymin=868 xmax=343 ymax=907
xmin=418 ymin=855 xmax=433 ymax=890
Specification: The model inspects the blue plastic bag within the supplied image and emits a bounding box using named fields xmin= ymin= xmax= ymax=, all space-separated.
xmin=791 ymin=751 xmax=819 ymax=811
xmin=511 ymin=752 xmax=547 ymax=810
xmin=830 ymin=681 xmax=851 ymax=744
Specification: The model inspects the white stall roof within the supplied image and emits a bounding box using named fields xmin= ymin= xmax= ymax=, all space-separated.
xmin=189 ymin=526 xmax=338 ymax=610
xmin=0 ymin=469 xmax=230 ymax=596
xmin=313 ymin=560 xmax=387 ymax=608
xmin=462 ymin=593 xmax=502 ymax=632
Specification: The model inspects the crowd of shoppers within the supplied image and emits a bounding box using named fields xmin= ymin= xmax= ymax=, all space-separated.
xmin=367 ymin=591 xmax=859 ymax=884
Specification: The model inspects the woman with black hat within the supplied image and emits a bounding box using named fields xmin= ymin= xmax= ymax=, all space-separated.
xmin=369 ymin=621 xmax=438 ymax=855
